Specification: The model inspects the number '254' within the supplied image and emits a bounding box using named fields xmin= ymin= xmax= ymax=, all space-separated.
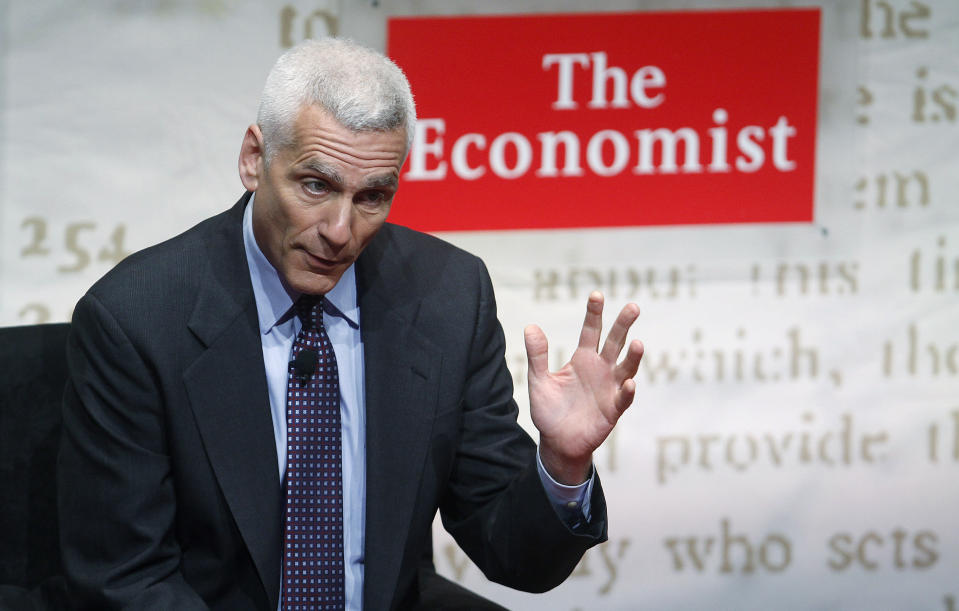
xmin=21 ymin=217 xmax=130 ymax=273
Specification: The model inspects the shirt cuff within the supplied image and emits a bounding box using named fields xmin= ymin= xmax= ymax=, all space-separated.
xmin=536 ymin=447 xmax=594 ymax=527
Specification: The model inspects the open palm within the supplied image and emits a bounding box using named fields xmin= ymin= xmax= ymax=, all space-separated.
xmin=525 ymin=292 xmax=644 ymax=485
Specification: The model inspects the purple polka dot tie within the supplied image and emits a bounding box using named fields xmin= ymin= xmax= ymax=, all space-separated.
xmin=282 ymin=295 xmax=344 ymax=610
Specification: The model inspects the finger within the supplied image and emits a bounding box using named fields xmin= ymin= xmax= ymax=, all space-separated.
xmin=600 ymin=302 xmax=640 ymax=363
xmin=615 ymin=339 xmax=644 ymax=381
xmin=524 ymin=324 xmax=550 ymax=381
xmin=577 ymin=291 xmax=605 ymax=352
xmin=614 ymin=378 xmax=637 ymax=413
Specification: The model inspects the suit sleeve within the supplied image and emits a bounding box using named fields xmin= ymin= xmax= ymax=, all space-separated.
xmin=438 ymin=257 xmax=608 ymax=593
xmin=58 ymin=292 xmax=208 ymax=610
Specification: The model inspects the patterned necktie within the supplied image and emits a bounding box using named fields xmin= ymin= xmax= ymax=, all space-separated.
xmin=282 ymin=295 xmax=345 ymax=610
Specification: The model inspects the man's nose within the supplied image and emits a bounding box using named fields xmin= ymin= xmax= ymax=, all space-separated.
xmin=318 ymin=196 xmax=352 ymax=250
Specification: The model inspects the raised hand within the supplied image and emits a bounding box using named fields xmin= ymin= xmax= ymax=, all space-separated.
xmin=524 ymin=291 xmax=644 ymax=485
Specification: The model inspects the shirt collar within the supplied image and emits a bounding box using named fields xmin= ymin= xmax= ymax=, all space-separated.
xmin=242 ymin=193 xmax=359 ymax=335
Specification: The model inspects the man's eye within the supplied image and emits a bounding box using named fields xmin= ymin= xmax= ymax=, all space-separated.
xmin=356 ymin=191 xmax=389 ymax=207
xmin=303 ymin=180 xmax=328 ymax=195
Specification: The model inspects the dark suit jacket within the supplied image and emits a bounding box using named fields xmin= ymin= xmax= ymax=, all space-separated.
xmin=58 ymin=194 xmax=606 ymax=610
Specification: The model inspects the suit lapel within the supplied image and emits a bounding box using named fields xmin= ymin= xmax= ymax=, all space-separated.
xmin=182 ymin=196 xmax=283 ymax=609
xmin=357 ymin=226 xmax=442 ymax=610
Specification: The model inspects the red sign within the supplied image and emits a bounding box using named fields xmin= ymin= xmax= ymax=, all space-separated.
xmin=387 ymin=9 xmax=820 ymax=231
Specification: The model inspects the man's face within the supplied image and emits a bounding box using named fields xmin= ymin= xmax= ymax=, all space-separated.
xmin=239 ymin=105 xmax=406 ymax=295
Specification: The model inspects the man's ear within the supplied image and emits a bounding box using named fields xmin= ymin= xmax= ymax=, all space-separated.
xmin=238 ymin=124 xmax=265 ymax=191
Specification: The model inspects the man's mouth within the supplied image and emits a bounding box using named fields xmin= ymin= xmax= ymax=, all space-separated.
xmin=303 ymin=250 xmax=339 ymax=270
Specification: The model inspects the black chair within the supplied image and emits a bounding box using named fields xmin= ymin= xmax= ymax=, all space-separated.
xmin=0 ymin=323 xmax=71 ymax=610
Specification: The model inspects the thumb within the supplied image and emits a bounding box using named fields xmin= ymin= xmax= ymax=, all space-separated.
xmin=524 ymin=324 xmax=549 ymax=381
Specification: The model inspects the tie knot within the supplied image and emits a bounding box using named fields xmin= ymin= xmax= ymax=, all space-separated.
xmin=294 ymin=294 xmax=323 ymax=330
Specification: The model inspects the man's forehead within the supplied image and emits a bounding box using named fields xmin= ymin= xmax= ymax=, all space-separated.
xmin=292 ymin=104 xmax=404 ymax=144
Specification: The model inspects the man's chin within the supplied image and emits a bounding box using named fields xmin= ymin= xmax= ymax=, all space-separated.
xmin=286 ymin=268 xmax=343 ymax=296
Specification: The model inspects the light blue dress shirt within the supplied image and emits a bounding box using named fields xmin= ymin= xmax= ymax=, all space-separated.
xmin=241 ymin=196 xmax=591 ymax=610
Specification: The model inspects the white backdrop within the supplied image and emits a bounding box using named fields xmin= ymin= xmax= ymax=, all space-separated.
xmin=2 ymin=1 xmax=957 ymax=609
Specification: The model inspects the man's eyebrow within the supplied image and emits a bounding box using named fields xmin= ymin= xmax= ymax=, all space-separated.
xmin=296 ymin=160 xmax=396 ymax=190
xmin=298 ymin=160 xmax=343 ymax=185
xmin=363 ymin=174 xmax=399 ymax=189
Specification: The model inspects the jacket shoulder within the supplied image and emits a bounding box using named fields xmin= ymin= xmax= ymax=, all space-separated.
xmin=88 ymin=206 xmax=239 ymax=298
xmin=78 ymin=203 xmax=246 ymax=332
xmin=373 ymin=223 xmax=483 ymax=274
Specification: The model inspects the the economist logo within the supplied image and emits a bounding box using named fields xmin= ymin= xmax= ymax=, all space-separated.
xmin=386 ymin=9 xmax=820 ymax=231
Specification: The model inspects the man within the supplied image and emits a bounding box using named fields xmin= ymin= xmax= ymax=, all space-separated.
xmin=58 ymin=38 xmax=643 ymax=610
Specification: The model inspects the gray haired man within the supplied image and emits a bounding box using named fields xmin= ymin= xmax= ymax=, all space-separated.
xmin=59 ymin=38 xmax=642 ymax=610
